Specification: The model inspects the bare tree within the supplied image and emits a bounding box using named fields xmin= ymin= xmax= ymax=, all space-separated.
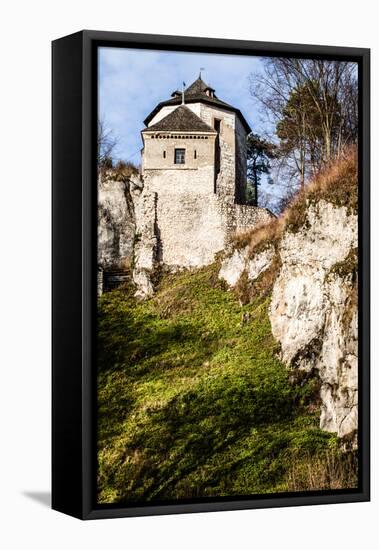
xmin=98 ymin=118 xmax=118 ymax=166
xmin=250 ymin=58 xmax=358 ymax=189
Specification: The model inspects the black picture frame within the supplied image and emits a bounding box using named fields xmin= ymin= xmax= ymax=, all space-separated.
xmin=52 ymin=30 xmax=370 ymax=520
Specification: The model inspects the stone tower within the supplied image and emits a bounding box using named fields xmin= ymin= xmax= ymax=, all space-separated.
xmin=142 ymin=76 xmax=251 ymax=203
xmin=133 ymin=76 xmax=273 ymax=295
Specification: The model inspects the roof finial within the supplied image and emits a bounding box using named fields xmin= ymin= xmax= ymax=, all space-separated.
xmin=182 ymin=81 xmax=186 ymax=104
xmin=199 ymin=67 xmax=205 ymax=79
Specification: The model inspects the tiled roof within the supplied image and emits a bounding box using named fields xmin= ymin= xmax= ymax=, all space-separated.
xmin=144 ymin=77 xmax=251 ymax=133
xmin=142 ymin=105 xmax=216 ymax=133
xmin=184 ymin=77 xmax=215 ymax=96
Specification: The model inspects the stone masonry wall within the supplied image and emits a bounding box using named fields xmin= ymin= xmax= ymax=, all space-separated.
xmin=235 ymin=117 xmax=248 ymax=203
xmin=141 ymin=162 xmax=225 ymax=269
xmin=232 ymin=204 xmax=274 ymax=233
xmin=200 ymin=104 xmax=237 ymax=200
xmin=142 ymin=132 xmax=216 ymax=173
xmin=148 ymin=102 xmax=247 ymax=203
xmin=132 ymin=188 xmax=158 ymax=298
xmin=130 ymin=102 xmax=273 ymax=297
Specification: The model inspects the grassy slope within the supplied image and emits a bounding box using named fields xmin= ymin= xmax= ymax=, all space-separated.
xmin=97 ymin=265 xmax=349 ymax=504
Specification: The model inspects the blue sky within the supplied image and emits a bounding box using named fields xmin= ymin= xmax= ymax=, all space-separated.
xmin=98 ymin=47 xmax=267 ymax=164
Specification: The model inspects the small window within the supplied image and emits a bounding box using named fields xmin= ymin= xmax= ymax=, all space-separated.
xmin=163 ymin=150 xmax=166 ymax=159
xmin=174 ymin=148 xmax=185 ymax=164
xmin=194 ymin=150 xmax=197 ymax=159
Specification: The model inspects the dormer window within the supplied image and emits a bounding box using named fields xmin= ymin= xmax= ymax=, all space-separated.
xmin=174 ymin=148 xmax=185 ymax=164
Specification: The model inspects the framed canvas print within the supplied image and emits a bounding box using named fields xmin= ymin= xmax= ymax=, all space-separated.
xmin=52 ymin=30 xmax=370 ymax=519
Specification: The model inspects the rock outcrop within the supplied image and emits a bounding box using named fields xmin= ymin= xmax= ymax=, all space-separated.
xmin=97 ymin=169 xmax=141 ymax=293
xmin=218 ymin=156 xmax=358 ymax=445
xmin=98 ymin=171 xmax=137 ymax=268
xmin=219 ymin=246 xmax=274 ymax=288
xmin=269 ymin=201 xmax=358 ymax=441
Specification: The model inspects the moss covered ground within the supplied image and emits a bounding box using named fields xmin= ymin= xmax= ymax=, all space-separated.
xmin=97 ymin=265 xmax=352 ymax=504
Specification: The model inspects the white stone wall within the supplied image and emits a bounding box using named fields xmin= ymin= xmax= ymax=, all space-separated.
xmin=148 ymin=103 xmax=202 ymax=126
xmin=142 ymin=161 xmax=226 ymax=268
xmin=133 ymin=103 xmax=272 ymax=287
xmin=233 ymin=204 xmax=274 ymax=233
xmin=200 ymin=104 xmax=237 ymax=199
xmin=142 ymin=132 xmax=216 ymax=176
xmin=132 ymin=189 xmax=158 ymax=298
xmin=148 ymin=102 xmax=248 ymax=203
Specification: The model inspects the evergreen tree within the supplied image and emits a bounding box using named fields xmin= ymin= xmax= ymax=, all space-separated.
xmin=246 ymin=133 xmax=276 ymax=205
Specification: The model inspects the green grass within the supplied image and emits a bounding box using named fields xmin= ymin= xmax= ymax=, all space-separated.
xmin=97 ymin=265 xmax=352 ymax=504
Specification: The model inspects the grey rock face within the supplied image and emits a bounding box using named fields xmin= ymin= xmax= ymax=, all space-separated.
xmin=318 ymin=273 xmax=357 ymax=439
xmin=270 ymin=201 xmax=358 ymax=442
xmin=219 ymin=246 xmax=274 ymax=287
xmin=97 ymin=171 xmax=138 ymax=272
xmin=219 ymin=200 xmax=358 ymax=443
xmin=219 ymin=249 xmax=248 ymax=287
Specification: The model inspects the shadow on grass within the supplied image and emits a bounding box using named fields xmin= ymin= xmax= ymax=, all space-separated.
xmin=102 ymin=366 xmax=302 ymax=503
xmin=97 ymin=293 xmax=218 ymax=444
xmin=97 ymin=294 xmax=215 ymax=378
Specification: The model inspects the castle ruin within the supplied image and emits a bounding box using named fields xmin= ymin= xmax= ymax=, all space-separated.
xmin=98 ymin=76 xmax=273 ymax=297
xmin=132 ymin=76 xmax=273 ymax=296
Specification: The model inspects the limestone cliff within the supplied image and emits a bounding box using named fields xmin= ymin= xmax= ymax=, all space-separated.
xmin=98 ymin=169 xmax=137 ymax=268
xmin=219 ymin=153 xmax=358 ymax=445
xmin=97 ymin=168 xmax=141 ymax=293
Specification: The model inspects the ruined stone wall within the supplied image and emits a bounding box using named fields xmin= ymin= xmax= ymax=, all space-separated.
xmin=232 ymin=204 xmax=274 ymax=233
xmin=215 ymin=201 xmax=274 ymax=247
xmin=130 ymin=102 xmax=274 ymax=296
xmin=142 ymin=162 xmax=225 ymax=268
xmin=132 ymin=189 xmax=158 ymax=298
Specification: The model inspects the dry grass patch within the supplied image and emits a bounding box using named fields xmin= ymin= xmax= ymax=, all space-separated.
xmin=231 ymin=218 xmax=284 ymax=256
xmin=286 ymin=449 xmax=358 ymax=491
xmin=284 ymin=148 xmax=358 ymax=233
xmin=234 ymin=254 xmax=282 ymax=306
xmin=232 ymin=148 xmax=358 ymax=258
